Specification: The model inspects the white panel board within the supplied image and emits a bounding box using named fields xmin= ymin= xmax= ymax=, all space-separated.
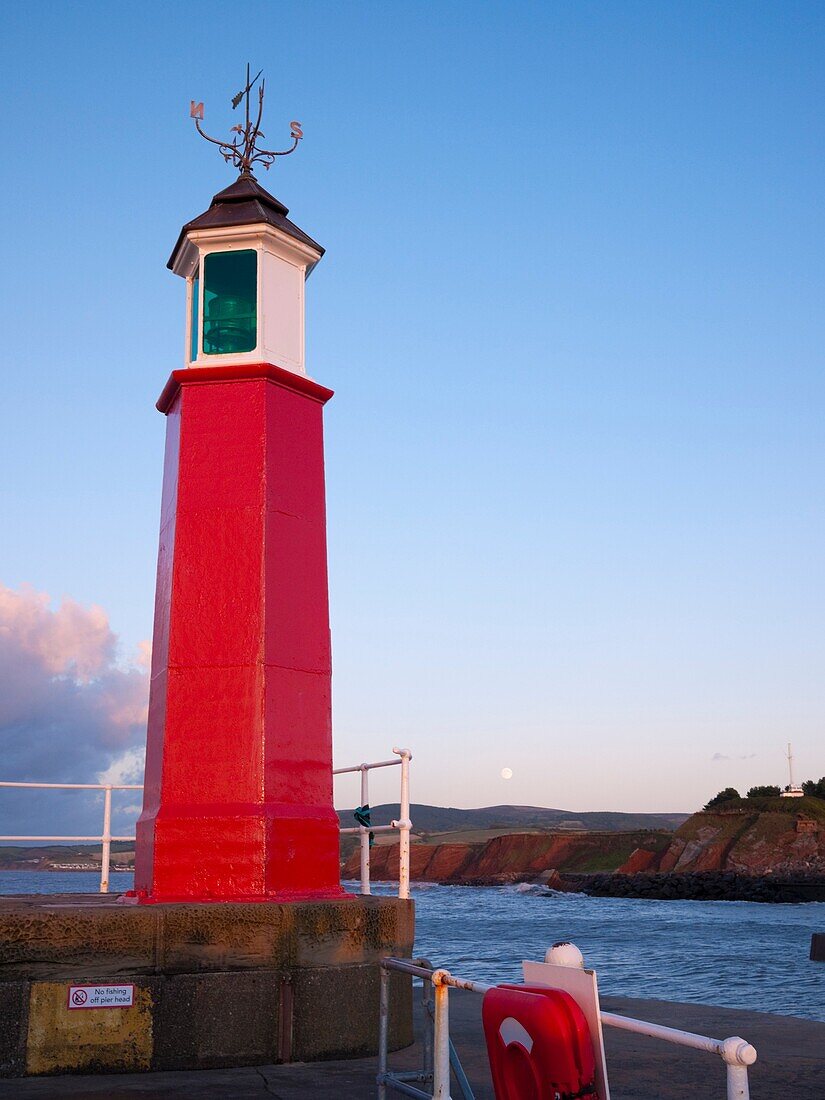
xmin=522 ymin=960 xmax=611 ymax=1100
xmin=261 ymin=248 xmax=304 ymax=373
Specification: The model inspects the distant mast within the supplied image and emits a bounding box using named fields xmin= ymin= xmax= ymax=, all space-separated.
xmin=780 ymin=741 xmax=804 ymax=798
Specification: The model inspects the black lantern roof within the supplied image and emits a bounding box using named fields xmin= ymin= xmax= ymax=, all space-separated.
xmin=168 ymin=175 xmax=324 ymax=270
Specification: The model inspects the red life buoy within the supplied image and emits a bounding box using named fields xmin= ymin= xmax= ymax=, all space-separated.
xmin=482 ymin=983 xmax=600 ymax=1100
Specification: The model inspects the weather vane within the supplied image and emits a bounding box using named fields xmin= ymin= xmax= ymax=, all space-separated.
xmin=189 ymin=64 xmax=303 ymax=177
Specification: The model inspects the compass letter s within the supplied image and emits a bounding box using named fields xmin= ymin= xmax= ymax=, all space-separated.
xmin=290 ymin=121 xmax=303 ymax=140
xmin=190 ymin=101 xmax=204 ymax=120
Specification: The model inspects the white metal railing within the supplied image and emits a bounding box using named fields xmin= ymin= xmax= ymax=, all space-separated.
xmin=335 ymin=747 xmax=412 ymax=900
xmin=599 ymin=1010 xmax=757 ymax=1099
xmin=379 ymin=958 xmax=482 ymax=1100
xmin=378 ymin=952 xmax=757 ymax=1100
xmin=0 ymin=782 xmax=141 ymax=894
xmin=0 ymin=747 xmax=413 ymax=899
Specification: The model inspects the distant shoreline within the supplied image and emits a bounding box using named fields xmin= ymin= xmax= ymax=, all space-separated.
xmin=0 ymin=866 xmax=135 ymax=873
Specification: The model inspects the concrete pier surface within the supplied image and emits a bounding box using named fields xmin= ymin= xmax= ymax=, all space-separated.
xmin=1 ymin=990 xmax=821 ymax=1098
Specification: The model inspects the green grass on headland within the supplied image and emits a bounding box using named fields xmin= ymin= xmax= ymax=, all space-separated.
xmin=703 ymin=794 xmax=825 ymax=823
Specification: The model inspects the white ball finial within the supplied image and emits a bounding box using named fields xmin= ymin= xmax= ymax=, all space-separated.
xmin=545 ymin=941 xmax=585 ymax=968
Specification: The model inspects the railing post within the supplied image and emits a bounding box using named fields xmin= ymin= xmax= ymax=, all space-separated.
xmin=726 ymin=1064 xmax=750 ymax=1100
xmin=360 ymin=764 xmax=371 ymax=896
xmin=394 ymin=747 xmax=412 ymax=901
xmin=422 ymin=967 xmax=434 ymax=1079
xmin=432 ymin=970 xmax=451 ymax=1099
xmin=99 ymin=785 xmax=112 ymax=894
xmin=377 ymin=963 xmax=389 ymax=1100
xmin=722 ymin=1037 xmax=756 ymax=1100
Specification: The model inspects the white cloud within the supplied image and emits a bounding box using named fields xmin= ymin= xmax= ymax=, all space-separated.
xmin=97 ymin=745 xmax=146 ymax=787
xmin=0 ymin=584 xmax=114 ymax=683
xmin=135 ymin=639 xmax=152 ymax=673
xmin=0 ymin=583 xmax=149 ymax=834
xmin=117 ymin=802 xmax=143 ymax=818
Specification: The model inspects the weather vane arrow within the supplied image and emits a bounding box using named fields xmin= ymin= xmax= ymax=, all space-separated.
xmin=232 ymin=68 xmax=262 ymax=110
xmin=189 ymin=63 xmax=303 ymax=177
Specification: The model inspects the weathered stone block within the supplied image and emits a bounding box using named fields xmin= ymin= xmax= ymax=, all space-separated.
xmin=0 ymin=896 xmax=157 ymax=979
xmin=153 ymin=970 xmax=282 ymax=1070
xmin=157 ymin=903 xmax=295 ymax=973
xmin=26 ymin=980 xmax=157 ymax=1076
xmin=291 ymin=963 xmax=412 ymax=1061
xmin=294 ymin=898 xmax=415 ymax=968
xmin=0 ymin=982 xmax=28 ymax=1077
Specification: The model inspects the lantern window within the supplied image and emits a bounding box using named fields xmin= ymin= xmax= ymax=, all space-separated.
xmin=202 ymin=250 xmax=257 ymax=355
xmin=189 ymin=270 xmax=200 ymax=363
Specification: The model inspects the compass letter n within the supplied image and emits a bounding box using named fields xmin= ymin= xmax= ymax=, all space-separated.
xmin=190 ymin=101 xmax=204 ymax=120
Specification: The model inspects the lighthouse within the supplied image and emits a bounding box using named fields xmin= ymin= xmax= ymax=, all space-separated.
xmin=0 ymin=72 xmax=413 ymax=1074
xmin=133 ymin=79 xmax=345 ymax=902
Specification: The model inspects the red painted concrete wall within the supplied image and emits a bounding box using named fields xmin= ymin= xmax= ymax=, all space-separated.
xmin=135 ymin=364 xmax=345 ymax=902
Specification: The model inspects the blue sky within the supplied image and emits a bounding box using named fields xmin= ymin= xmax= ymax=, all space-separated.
xmin=1 ymin=1 xmax=824 ymax=828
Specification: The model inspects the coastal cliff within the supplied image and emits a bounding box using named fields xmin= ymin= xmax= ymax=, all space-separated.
xmin=342 ymin=829 xmax=672 ymax=883
xmin=343 ymin=797 xmax=825 ymax=885
xmin=651 ymin=803 xmax=825 ymax=875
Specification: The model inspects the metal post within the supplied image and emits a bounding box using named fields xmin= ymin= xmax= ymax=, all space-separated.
xmin=99 ymin=785 xmax=112 ymax=894
xmin=360 ymin=764 xmax=371 ymax=895
xmin=448 ymin=1040 xmax=475 ymax=1100
xmin=377 ymin=963 xmax=390 ymax=1100
xmin=721 ymin=1037 xmax=756 ymax=1100
xmin=432 ymin=971 xmax=451 ymax=1100
xmin=726 ymin=1064 xmax=750 ymax=1100
xmin=394 ymin=747 xmax=412 ymax=900
xmin=422 ymin=971 xmax=434 ymax=1079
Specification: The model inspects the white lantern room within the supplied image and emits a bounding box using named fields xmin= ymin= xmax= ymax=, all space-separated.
xmin=168 ymin=175 xmax=324 ymax=376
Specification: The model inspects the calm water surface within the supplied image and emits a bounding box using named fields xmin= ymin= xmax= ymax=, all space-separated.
xmin=2 ymin=873 xmax=822 ymax=1021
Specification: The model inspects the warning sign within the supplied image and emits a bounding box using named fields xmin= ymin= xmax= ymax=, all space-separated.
xmin=67 ymin=984 xmax=135 ymax=1009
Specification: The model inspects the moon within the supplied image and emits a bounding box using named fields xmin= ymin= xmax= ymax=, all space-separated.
xmin=501 ymin=767 xmax=513 ymax=780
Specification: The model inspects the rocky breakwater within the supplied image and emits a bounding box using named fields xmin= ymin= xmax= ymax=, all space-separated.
xmin=559 ymin=870 xmax=825 ymax=903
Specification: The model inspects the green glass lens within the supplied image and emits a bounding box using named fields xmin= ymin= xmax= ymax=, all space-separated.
xmin=190 ymin=273 xmax=199 ymax=362
xmin=202 ymin=250 xmax=257 ymax=355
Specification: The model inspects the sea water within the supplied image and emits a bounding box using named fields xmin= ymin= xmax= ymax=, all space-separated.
xmin=1 ymin=873 xmax=822 ymax=1022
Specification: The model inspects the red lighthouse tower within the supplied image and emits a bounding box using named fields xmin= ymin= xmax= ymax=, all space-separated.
xmin=134 ymin=105 xmax=344 ymax=902
xmin=0 ymin=80 xmax=413 ymax=1080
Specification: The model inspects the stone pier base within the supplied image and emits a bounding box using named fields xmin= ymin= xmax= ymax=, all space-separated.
xmin=0 ymin=893 xmax=414 ymax=1077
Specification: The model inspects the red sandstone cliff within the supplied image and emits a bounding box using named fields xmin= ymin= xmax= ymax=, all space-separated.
xmin=342 ymin=830 xmax=670 ymax=883
xmin=649 ymin=807 xmax=825 ymax=875
xmin=343 ymin=801 xmax=825 ymax=883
